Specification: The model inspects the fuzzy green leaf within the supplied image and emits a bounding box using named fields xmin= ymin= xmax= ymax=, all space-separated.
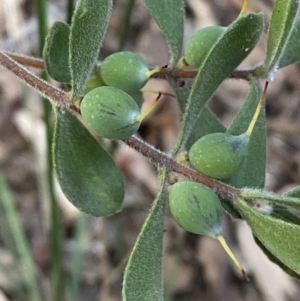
xmin=122 ymin=170 xmax=168 ymax=301
xmin=263 ymin=0 xmax=298 ymax=76
xmin=241 ymin=188 xmax=300 ymax=210
xmin=278 ymin=19 xmax=300 ymax=68
xmin=254 ymin=235 xmax=300 ymax=278
xmin=69 ymin=0 xmax=112 ymax=99
xmin=227 ymin=79 xmax=266 ymax=188
xmin=43 ymin=21 xmax=71 ymax=83
xmin=236 ymin=198 xmax=300 ymax=275
xmin=53 ymin=109 xmax=124 ymax=216
xmin=284 ymin=185 xmax=300 ymax=198
xmin=174 ymin=13 xmax=263 ymax=153
xmin=142 ymin=0 xmax=184 ymax=65
xmin=168 ymin=78 xmax=189 ymax=113
xmin=271 ymin=206 xmax=300 ymax=227
xmin=186 ymin=108 xmax=225 ymax=150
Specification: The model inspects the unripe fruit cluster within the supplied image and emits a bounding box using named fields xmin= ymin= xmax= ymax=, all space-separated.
xmin=80 ymin=51 xmax=163 ymax=140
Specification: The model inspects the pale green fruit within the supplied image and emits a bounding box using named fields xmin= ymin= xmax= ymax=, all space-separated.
xmin=169 ymin=181 xmax=223 ymax=237
xmin=188 ymin=133 xmax=248 ymax=180
xmin=83 ymin=75 xmax=106 ymax=95
xmin=80 ymin=86 xmax=140 ymax=140
xmin=185 ymin=26 xmax=227 ymax=68
xmin=100 ymin=51 xmax=150 ymax=94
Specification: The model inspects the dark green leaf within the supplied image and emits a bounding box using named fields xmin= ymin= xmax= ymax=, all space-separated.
xmin=122 ymin=169 xmax=168 ymax=301
xmin=227 ymin=79 xmax=266 ymax=188
xmin=186 ymin=108 xmax=225 ymax=150
xmin=241 ymin=188 xmax=300 ymax=210
xmin=236 ymin=198 xmax=300 ymax=275
xmin=43 ymin=21 xmax=71 ymax=83
xmin=174 ymin=13 xmax=263 ymax=153
xmin=168 ymin=78 xmax=190 ymax=113
xmin=284 ymin=184 xmax=300 ymax=198
xmin=271 ymin=206 xmax=300 ymax=227
xmin=69 ymin=0 xmax=112 ymax=99
xmin=142 ymin=0 xmax=184 ymax=66
xmin=278 ymin=19 xmax=300 ymax=68
xmin=263 ymin=0 xmax=298 ymax=75
xmin=53 ymin=109 xmax=124 ymax=216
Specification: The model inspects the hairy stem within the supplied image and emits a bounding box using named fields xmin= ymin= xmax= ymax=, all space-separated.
xmin=123 ymin=136 xmax=240 ymax=200
xmin=5 ymin=51 xmax=256 ymax=81
xmin=0 ymin=51 xmax=79 ymax=112
xmin=0 ymin=52 xmax=240 ymax=201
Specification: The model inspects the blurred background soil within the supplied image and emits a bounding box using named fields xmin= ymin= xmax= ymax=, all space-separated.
xmin=1 ymin=0 xmax=300 ymax=300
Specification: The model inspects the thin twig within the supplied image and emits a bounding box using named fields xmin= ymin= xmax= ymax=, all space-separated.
xmin=0 ymin=51 xmax=79 ymax=112
xmin=6 ymin=51 xmax=46 ymax=69
xmin=4 ymin=51 xmax=256 ymax=81
xmin=0 ymin=52 xmax=241 ymax=200
xmin=123 ymin=136 xmax=240 ymax=200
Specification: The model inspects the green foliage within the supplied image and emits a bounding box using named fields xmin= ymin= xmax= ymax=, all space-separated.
xmin=261 ymin=0 xmax=299 ymax=77
xmin=236 ymin=198 xmax=300 ymax=275
xmin=43 ymin=21 xmax=71 ymax=83
xmin=3 ymin=0 xmax=300 ymax=298
xmin=285 ymin=185 xmax=300 ymax=198
xmin=69 ymin=0 xmax=112 ymax=99
xmin=122 ymin=170 xmax=167 ymax=301
xmin=80 ymin=86 xmax=141 ymax=139
xmin=142 ymin=0 xmax=184 ymax=65
xmin=53 ymin=109 xmax=124 ymax=216
xmin=100 ymin=51 xmax=150 ymax=93
xmin=186 ymin=108 xmax=226 ymax=150
xmin=174 ymin=13 xmax=263 ymax=153
xmin=227 ymin=79 xmax=266 ymax=188
xmin=278 ymin=19 xmax=300 ymax=68
xmin=169 ymin=181 xmax=222 ymax=237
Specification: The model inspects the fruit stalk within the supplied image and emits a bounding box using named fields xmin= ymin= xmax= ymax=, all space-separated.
xmin=244 ymin=81 xmax=269 ymax=137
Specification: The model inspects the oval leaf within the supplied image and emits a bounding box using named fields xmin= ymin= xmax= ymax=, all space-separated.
xmin=228 ymin=78 xmax=266 ymax=189
xmin=263 ymin=0 xmax=298 ymax=76
xmin=43 ymin=21 xmax=71 ymax=83
xmin=69 ymin=0 xmax=112 ymax=99
xmin=142 ymin=0 xmax=184 ymax=65
xmin=241 ymin=188 xmax=300 ymax=210
xmin=53 ymin=109 xmax=124 ymax=216
xmin=236 ymin=198 xmax=300 ymax=275
xmin=284 ymin=184 xmax=300 ymax=198
xmin=122 ymin=170 xmax=167 ymax=301
xmin=186 ymin=108 xmax=225 ymax=150
xmin=174 ymin=13 xmax=264 ymax=153
xmin=278 ymin=19 xmax=300 ymax=68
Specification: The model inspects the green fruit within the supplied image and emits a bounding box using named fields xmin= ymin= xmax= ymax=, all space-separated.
xmin=188 ymin=133 xmax=248 ymax=180
xmin=169 ymin=181 xmax=223 ymax=237
xmin=100 ymin=51 xmax=150 ymax=94
xmin=80 ymin=86 xmax=141 ymax=140
xmin=83 ymin=75 xmax=106 ymax=95
xmin=184 ymin=26 xmax=227 ymax=68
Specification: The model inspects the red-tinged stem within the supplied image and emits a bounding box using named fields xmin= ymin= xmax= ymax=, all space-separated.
xmin=5 ymin=52 xmax=256 ymax=81
xmin=6 ymin=51 xmax=46 ymax=69
xmin=0 ymin=51 xmax=79 ymax=113
xmin=0 ymin=52 xmax=241 ymax=201
xmin=122 ymin=136 xmax=240 ymax=200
